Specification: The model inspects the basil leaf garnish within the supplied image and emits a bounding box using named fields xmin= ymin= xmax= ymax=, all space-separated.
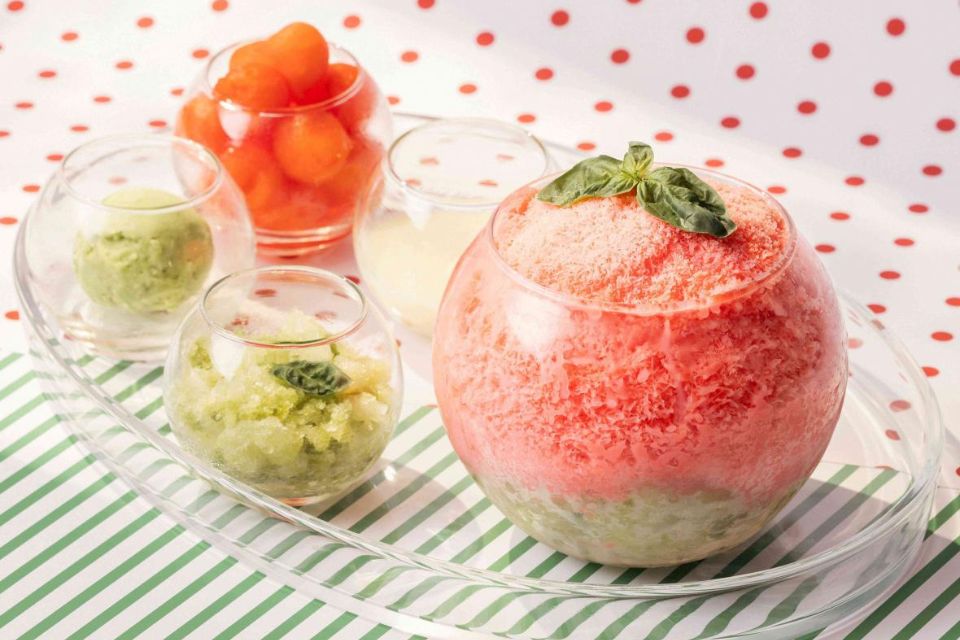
xmin=535 ymin=140 xmax=737 ymax=238
xmin=272 ymin=360 xmax=351 ymax=397
xmin=636 ymin=167 xmax=736 ymax=237
xmin=536 ymin=155 xmax=636 ymax=206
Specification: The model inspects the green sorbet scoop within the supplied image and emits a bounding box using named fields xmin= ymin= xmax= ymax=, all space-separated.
xmin=73 ymin=187 xmax=215 ymax=314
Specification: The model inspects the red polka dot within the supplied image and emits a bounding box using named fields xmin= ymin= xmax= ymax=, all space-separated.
xmin=136 ymin=16 xmax=154 ymax=28
xmin=936 ymin=117 xmax=956 ymax=132
xmin=211 ymin=0 xmax=228 ymax=10
xmin=70 ymin=124 xmax=89 ymax=132
xmin=0 ymin=216 xmax=18 ymax=224
xmin=879 ymin=270 xmax=901 ymax=280
xmin=951 ymin=59 xmax=960 ymax=76
xmin=577 ymin=141 xmax=596 ymax=151
xmin=908 ymin=203 xmax=928 ymax=213
xmin=749 ymin=2 xmax=768 ymax=19
xmin=931 ymin=331 xmax=953 ymax=342
xmin=867 ymin=303 xmax=886 ymax=314
xmin=830 ymin=211 xmax=850 ymax=220
xmin=343 ymin=15 xmax=360 ymax=28
xmin=550 ymin=10 xmax=569 ymax=26
xmin=946 ymin=297 xmax=960 ymax=306
xmin=797 ymin=100 xmax=817 ymax=114
xmin=686 ymin=27 xmax=705 ymax=44
xmin=847 ymin=337 xmax=863 ymax=349
xmin=458 ymin=83 xmax=477 ymax=94
xmin=845 ymin=175 xmax=865 ymax=186
xmin=46 ymin=153 xmax=63 ymax=161
xmin=535 ymin=67 xmax=554 ymax=80
xmin=7 ymin=1 xmax=24 ymax=10
xmin=922 ymin=164 xmax=942 ymax=176
xmin=886 ymin=18 xmax=905 ymax=36
xmin=93 ymin=95 xmax=111 ymax=103
xmin=21 ymin=184 xmax=39 ymax=192
xmin=767 ymin=185 xmax=786 ymax=194
xmin=192 ymin=49 xmax=209 ymax=59
xmin=517 ymin=113 xmax=536 ymax=124
xmin=37 ymin=69 xmax=56 ymax=79
xmin=61 ymin=31 xmax=78 ymax=41
xmin=654 ymin=131 xmax=673 ymax=142
xmin=400 ymin=50 xmax=419 ymax=63
xmin=670 ymin=84 xmax=690 ymax=99
xmin=15 ymin=101 xmax=33 ymax=109
xmin=890 ymin=399 xmax=911 ymax=412
xmin=811 ymin=42 xmax=831 ymax=59
xmin=893 ymin=237 xmax=914 ymax=247
xmin=0 ymin=130 xmax=8 ymax=138
xmin=170 ymin=87 xmax=184 ymax=97
xmin=860 ymin=133 xmax=880 ymax=146
xmin=387 ymin=95 xmax=400 ymax=106
xmin=418 ymin=0 xmax=435 ymax=7
xmin=4 ymin=310 xmax=19 ymax=320
xmin=922 ymin=366 xmax=939 ymax=377
xmin=884 ymin=429 xmax=901 ymax=441
xmin=736 ymin=64 xmax=755 ymax=80
xmin=721 ymin=116 xmax=740 ymax=129
xmin=782 ymin=147 xmax=802 ymax=158
xmin=705 ymin=158 xmax=724 ymax=168
xmin=254 ymin=288 xmax=276 ymax=298
xmin=475 ymin=31 xmax=494 ymax=46
xmin=594 ymin=100 xmax=613 ymax=112
xmin=115 ymin=60 xmax=133 ymax=70
xmin=815 ymin=243 xmax=835 ymax=253
xmin=873 ymin=81 xmax=893 ymax=97
xmin=148 ymin=119 xmax=166 ymax=128
xmin=611 ymin=48 xmax=630 ymax=64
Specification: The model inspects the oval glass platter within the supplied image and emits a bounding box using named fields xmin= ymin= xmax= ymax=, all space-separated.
xmin=14 ymin=113 xmax=943 ymax=640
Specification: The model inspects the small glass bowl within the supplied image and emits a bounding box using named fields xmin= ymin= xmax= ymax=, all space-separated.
xmin=434 ymin=168 xmax=848 ymax=567
xmin=22 ymin=133 xmax=255 ymax=361
xmin=178 ymin=41 xmax=392 ymax=257
xmin=163 ymin=266 xmax=403 ymax=506
xmin=354 ymin=117 xmax=554 ymax=336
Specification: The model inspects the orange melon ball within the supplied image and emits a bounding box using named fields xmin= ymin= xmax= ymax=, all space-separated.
xmin=176 ymin=94 xmax=229 ymax=153
xmin=214 ymin=63 xmax=291 ymax=111
xmin=264 ymin=22 xmax=329 ymax=99
xmin=316 ymin=136 xmax=383 ymax=207
xmin=273 ymin=111 xmax=352 ymax=184
xmin=220 ymin=143 xmax=287 ymax=212
xmin=228 ymin=41 xmax=271 ymax=71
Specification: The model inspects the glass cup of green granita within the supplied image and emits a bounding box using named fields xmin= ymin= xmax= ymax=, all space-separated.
xmin=163 ymin=265 xmax=402 ymax=505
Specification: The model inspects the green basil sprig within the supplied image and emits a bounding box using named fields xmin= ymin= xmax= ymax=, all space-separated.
xmin=536 ymin=142 xmax=736 ymax=238
xmin=272 ymin=360 xmax=351 ymax=397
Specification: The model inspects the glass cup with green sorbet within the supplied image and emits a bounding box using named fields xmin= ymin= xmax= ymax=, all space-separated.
xmin=164 ymin=266 xmax=403 ymax=505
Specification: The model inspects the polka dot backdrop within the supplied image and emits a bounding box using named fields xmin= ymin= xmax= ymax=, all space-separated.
xmin=0 ymin=0 xmax=958 ymax=636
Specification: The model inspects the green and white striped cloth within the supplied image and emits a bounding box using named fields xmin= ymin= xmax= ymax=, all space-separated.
xmin=0 ymin=349 xmax=958 ymax=639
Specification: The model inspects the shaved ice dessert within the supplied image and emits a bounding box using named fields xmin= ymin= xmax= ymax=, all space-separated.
xmin=433 ymin=144 xmax=847 ymax=566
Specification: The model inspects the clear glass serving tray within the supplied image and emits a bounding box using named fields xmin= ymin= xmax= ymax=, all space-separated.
xmin=14 ymin=113 xmax=942 ymax=639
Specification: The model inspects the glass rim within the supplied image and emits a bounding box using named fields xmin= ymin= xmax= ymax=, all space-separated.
xmin=484 ymin=164 xmax=801 ymax=317
xmin=383 ymin=116 xmax=552 ymax=210
xmin=199 ymin=265 xmax=369 ymax=349
xmin=56 ymin=133 xmax=225 ymax=215
xmin=201 ymin=40 xmax=366 ymax=116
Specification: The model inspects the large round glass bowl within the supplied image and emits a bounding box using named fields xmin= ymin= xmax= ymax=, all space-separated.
xmin=354 ymin=117 xmax=553 ymax=336
xmin=12 ymin=117 xmax=942 ymax=639
xmin=177 ymin=40 xmax=392 ymax=257
xmin=164 ymin=266 xmax=403 ymax=506
xmin=22 ymin=133 xmax=255 ymax=361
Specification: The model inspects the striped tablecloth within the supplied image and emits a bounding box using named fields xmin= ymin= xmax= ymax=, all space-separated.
xmin=1 ymin=1 xmax=958 ymax=638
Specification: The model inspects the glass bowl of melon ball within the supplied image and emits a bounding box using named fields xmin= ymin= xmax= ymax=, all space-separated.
xmin=176 ymin=22 xmax=392 ymax=257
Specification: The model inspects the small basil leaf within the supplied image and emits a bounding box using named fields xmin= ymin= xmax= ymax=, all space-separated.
xmin=272 ymin=360 xmax=351 ymax=397
xmin=621 ymin=142 xmax=653 ymax=180
xmin=636 ymin=167 xmax=737 ymax=238
xmin=536 ymin=155 xmax=637 ymax=206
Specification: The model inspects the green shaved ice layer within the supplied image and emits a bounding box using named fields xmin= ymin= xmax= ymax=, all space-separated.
xmin=476 ymin=475 xmax=800 ymax=567
xmin=73 ymin=187 xmax=214 ymax=314
xmin=170 ymin=322 xmax=397 ymax=501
